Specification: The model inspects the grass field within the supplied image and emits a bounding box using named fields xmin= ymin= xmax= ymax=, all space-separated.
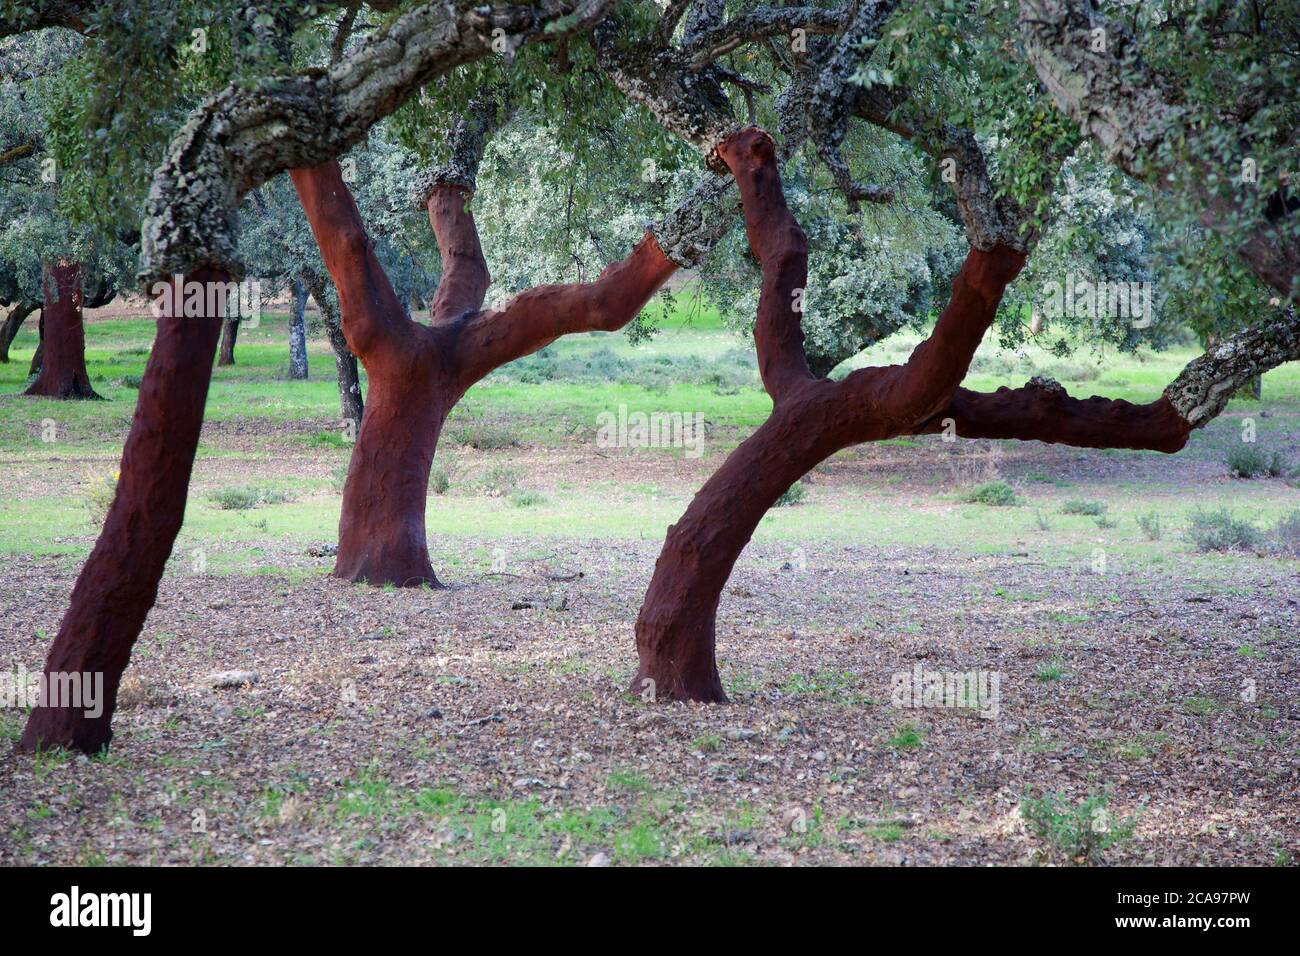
xmin=1 ymin=304 xmax=1297 ymax=866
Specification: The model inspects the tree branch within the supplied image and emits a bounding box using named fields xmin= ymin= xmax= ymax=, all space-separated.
xmin=138 ymin=0 xmax=614 ymax=287
xmin=1017 ymin=0 xmax=1300 ymax=298
xmin=715 ymin=126 xmax=813 ymax=400
xmin=289 ymin=161 xmax=413 ymax=361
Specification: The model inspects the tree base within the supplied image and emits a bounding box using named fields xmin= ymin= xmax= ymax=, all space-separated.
xmin=17 ymin=706 xmax=111 ymax=755
xmin=333 ymin=552 xmax=445 ymax=589
xmin=628 ymin=663 xmax=728 ymax=705
xmin=23 ymin=377 xmax=103 ymax=400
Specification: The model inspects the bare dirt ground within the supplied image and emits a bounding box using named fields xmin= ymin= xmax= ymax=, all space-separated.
xmin=2 ymin=430 xmax=1297 ymax=866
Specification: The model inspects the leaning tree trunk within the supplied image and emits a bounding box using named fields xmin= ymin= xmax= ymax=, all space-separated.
xmin=631 ymin=128 xmax=1029 ymax=702
xmin=0 ymin=299 xmax=37 ymax=363
xmin=288 ymin=276 xmax=309 ymax=379
xmin=19 ymin=268 xmax=228 ymax=753
xmin=302 ymin=267 xmax=363 ymax=425
xmin=24 ymin=262 xmax=100 ymax=400
xmin=634 ymin=388 xmax=842 ymax=701
xmin=217 ymin=317 xmax=239 ymax=366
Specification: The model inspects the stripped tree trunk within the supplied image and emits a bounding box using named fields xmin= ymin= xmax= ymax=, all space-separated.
xmin=288 ymin=276 xmax=309 ymax=379
xmin=24 ymin=262 xmax=100 ymax=400
xmin=291 ymin=155 xmax=676 ymax=587
xmin=18 ymin=268 xmax=227 ymax=752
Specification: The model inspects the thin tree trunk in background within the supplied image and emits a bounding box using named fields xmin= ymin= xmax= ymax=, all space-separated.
xmin=19 ymin=267 xmax=228 ymax=753
xmin=302 ymin=268 xmax=363 ymax=425
xmin=24 ymin=262 xmax=100 ymax=400
xmin=217 ymin=317 xmax=239 ymax=366
xmin=288 ymin=277 xmax=309 ymax=379
xmin=0 ymin=299 xmax=37 ymax=363
xmin=28 ymin=311 xmax=43 ymax=377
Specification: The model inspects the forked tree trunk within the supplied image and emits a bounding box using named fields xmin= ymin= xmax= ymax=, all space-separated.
xmin=632 ymin=129 xmax=1028 ymax=702
xmin=0 ymin=299 xmax=37 ymax=363
xmin=19 ymin=268 xmax=228 ymax=752
xmin=292 ymin=161 xmax=675 ymax=588
xmin=217 ymin=317 xmax=239 ymax=366
xmin=288 ymin=277 xmax=309 ymax=379
xmin=24 ymin=262 xmax=100 ymax=400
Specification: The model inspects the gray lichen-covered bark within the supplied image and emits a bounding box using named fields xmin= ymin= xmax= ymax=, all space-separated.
xmin=288 ymin=277 xmax=309 ymax=379
xmin=1017 ymin=0 xmax=1299 ymax=298
xmin=411 ymin=88 xmax=511 ymax=205
xmin=140 ymin=0 xmax=614 ymax=286
xmin=1165 ymin=308 xmax=1300 ymax=424
xmin=805 ymin=1 xmax=896 ymax=209
xmin=852 ymin=84 xmax=1034 ymax=252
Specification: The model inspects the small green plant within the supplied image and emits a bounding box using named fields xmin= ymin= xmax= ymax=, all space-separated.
xmin=1093 ymin=514 xmax=1117 ymax=530
xmin=208 ymin=486 xmax=294 ymax=510
xmin=1226 ymin=444 xmax=1286 ymax=478
xmin=775 ymin=481 xmax=807 ymax=507
xmin=1032 ymin=509 xmax=1052 ymax=531
xmin=510 ymin=489 xmax=546 ymax=508
xmin=452 ymin=421 xmax=519 ymax=450
xmin=1020 ymin=790 xmax=1138 ymax=865
xmin=83 ymin=468 xmax=119 ymax=525
xmin=887 ymin=724 xmax=924 ymax=750
xmin=1035 ymin=660 xmax=1066 ymax=682
xmin=1185 ymin=508 xmax=1262 ymax=553
xmin=963 ymin=480 xmax=1017 ymax=506
xmin=1136 ymin=512 xmax=1163 ymax=540
xmin=692 ymin=734 xmax=722 ymax=753
xmin=1062 ymin=499 xmax=1105 ymax=516
xmin=1268 ymin=510 xmax=1300 ymax=557
xmin=430 ymin=466 xmax=451 ymax=495
xmin=478 ymin=465 xmax=521 ymax=497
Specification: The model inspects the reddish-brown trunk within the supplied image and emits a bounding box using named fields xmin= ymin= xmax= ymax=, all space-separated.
xmin=217 ymin=317 xmax=238 ymax=365
xmin=632 ymin=129 xmax=1028 ymax=702
xmin=633 ymin=383 xmax=843 ymax=702
xmin=291 ymin=164 xmax=676 ymax=588
xmin=23 ymin=263 xmax=100 ymax=400
xmin=19 ymin=268 xmax=227 ymax=753
xmin=335 ymin=368 xmax=451 ymax=587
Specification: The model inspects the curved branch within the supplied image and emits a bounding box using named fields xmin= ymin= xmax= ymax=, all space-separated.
xmin=913 ymin=307 xmax=1300 ymax=450
xmin=841 ymin=243 xmax=1027 ymax=429
xmin=289 ymin=162 xmax=411 ymax=361
xmin=682 ymin=5 xmax=846 ymax=70
xmin=139 ymin=0 xmax=614 ymax=286
xmin=449 ymin=232 xmax=676 ymax=387
xmin=914 ymin=378 xmax=1191 ymax=452
xmin=715 ymin=126 xmax=813 ymax=400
